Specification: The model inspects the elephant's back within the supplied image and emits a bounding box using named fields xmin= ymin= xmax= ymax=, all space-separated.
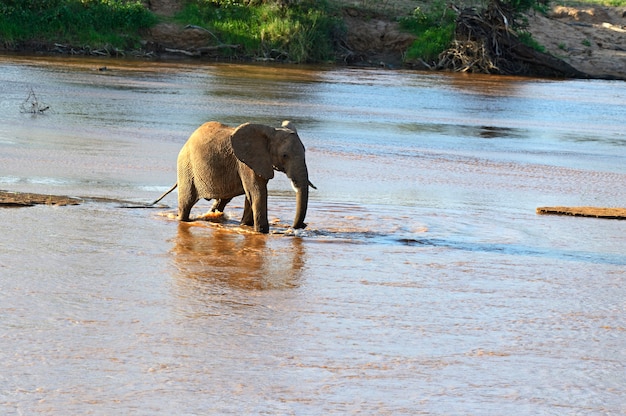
xmin=189 ymin=121 xmax=234 ymax=145
xmin=182 ymin=121 xmax=235 ymax=158
xmin=179 ymin=121 xmax=243 ymax=199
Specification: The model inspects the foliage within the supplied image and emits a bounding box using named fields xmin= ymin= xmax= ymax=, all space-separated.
xmin=505 ymin=0 xmax=538 ymax=13
xmin=399 ymin=0 xmax=456 ymax=64
xmin=399 ymin=0 xmax=560 ymax=64
xmin=175 ymin=0 xmax=342 ymax=63
xmin=517 ymin=31 xmax=545 ymax=52
xmin=556 ymin=0 xmax=626 ymax=6
xmin=0 ymin=0 xmax=157 ymax=49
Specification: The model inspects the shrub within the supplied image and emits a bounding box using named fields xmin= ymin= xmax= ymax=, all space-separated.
xmin=175 ymin=0 xmax=341 ymax=63
xmin=0 ymin=0 xmax=157 ymax=49
xmin=399 ymin=1 xmax=456 ymax=64
xmin=518 ymin=31 xmax=546 ymax=52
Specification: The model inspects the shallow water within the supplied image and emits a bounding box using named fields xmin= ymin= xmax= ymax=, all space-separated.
xmin=1 ymin=56 xmax=625 ymax=414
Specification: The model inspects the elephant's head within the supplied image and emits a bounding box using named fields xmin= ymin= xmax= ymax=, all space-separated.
xmin=230 ymin=121 xmax=313 ymax=229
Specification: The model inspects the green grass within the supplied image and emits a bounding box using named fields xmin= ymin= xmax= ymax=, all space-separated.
xmin=518 ymin=31 xmax=546 ymax=52
xmin=399 ymin=1 xmax=456 ymax=64
xmin=0 ymin=0 xmax=157 ymax=49
xmin=556 ymin=0 xmax=626 ymax=6
xmin=174 ymin=0 xmax=342 ymax=63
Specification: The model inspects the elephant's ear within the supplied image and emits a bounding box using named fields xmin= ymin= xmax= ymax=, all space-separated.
xmin=230 ymin=123 xmax=275 ymax=180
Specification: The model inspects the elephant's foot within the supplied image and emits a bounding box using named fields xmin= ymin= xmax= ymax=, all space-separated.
xmin=210 ymin=198 xmax=231 ymax=213
xmin=178 ymin=207 xmax=193 ymax=222
xmin=255 ymin=223 xmax=270 ymax=234
xmin=293 ymin=221 xmax=307 ymax=229
xmin=240 ymin=211 xmax=254 ymax=227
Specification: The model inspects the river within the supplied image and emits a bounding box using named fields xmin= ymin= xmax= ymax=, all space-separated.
xmin=1 ymin=55 xmax=625 ymax=414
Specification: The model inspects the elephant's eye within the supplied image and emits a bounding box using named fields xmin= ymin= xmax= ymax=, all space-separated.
xmin=282 ymin=153 xmax=289 ymax=159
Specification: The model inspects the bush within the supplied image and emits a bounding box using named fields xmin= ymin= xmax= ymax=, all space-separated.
xmin=399 ymin=1 xmax=456 ymax=64
xmin=0 ymin=0 xmax=157 ymax=49
xmin=175 ymin=0 xmax=342 ymax=63
xmin=517 ymin=31 xmax=545 ymax=52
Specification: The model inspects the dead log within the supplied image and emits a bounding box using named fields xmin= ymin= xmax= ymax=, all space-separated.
xmin=164 ymin=44 xmax=241 ymax=57
xmin=439 ymin=0 xmax=589 ymax=77
xmin=164 ymin=47 xmax=199 ymax=56
xmin=196 ymin=44 xmax=241 ymax=54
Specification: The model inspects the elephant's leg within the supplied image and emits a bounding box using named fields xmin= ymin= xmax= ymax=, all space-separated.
xmin=211 ymin=198 xmax=232 ymax=213
xmin=240 ymin=171 xmax=269 ymax=233
xmin=176 ymin=157 xmax=197 ymax=221
xmin=177 ymin=185 xmax=197 ymax=222
xmin=241 ymin=197 xmax=254 ymax=227
xmin=251 ymin=187 xmax=269 ymax=234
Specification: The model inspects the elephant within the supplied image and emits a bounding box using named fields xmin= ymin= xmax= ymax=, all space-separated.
xmin=152 ymin=120 xmax=315 ymax=233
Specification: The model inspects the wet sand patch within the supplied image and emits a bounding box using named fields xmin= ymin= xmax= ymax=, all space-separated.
xmin=0 ymin=190 xmax=169 ymax=209
xmin=0 ymin=190 xmax=82 ymax=207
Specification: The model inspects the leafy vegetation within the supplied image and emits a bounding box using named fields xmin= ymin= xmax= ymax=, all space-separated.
xmin=0 ymin=0 xmax=157 ymax=49
xmin=399 ymin=2 xmax=456 ymax=64
xmin=557 ymin=0 xmax=626 ymax=6
xmin=517 ymin=31 xmax=546 ymax=52
xmin=175 ymin=0 xmax=342 ymax=63
xmin=0 ymin=0 xmax=623 ymax=65
xmin=400 ymin=0 xmax=554 ymax=64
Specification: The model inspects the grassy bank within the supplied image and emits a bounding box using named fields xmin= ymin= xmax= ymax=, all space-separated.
xmin=1 ymin=0 xmax=624 ymax=65
xmin=174 ymin=0 xmax=342 ymax=63
xmin=0 ymin=0 xmax=342 ymax=62
xmin=0 ymin=0 xmax=157 ymax=50
xmin=398 ymin=0 xmax=626 ymax=66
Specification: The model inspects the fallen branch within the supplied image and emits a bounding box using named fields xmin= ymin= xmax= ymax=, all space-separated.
xmin=197 ymin=44 xmax=241 ymax=53
xmin=438 ymin=0 xmax=588 ymax=77
xmin=165 ymin=44 xmax=241 ymax=57
xmin=20 ymin=88 xmax=49 ymax=114
xmin=165 ymin=47 xmax=198 ymax=57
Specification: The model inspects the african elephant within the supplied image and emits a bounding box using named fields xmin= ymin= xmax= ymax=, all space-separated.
xmin=152 ymin=120 xmax=314 ymax=233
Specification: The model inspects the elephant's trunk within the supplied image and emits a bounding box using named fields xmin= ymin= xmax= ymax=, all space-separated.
xmin=293 ymin=182 xmax=309 ymax=229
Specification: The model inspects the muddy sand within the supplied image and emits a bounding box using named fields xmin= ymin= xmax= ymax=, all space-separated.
xmin=0 ymin=190 xmax=81 ymax=207
xmin=537 ymin=206 xmax=626 ymax=219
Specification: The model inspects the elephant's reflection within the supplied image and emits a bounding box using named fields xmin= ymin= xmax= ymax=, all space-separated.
xmin=170 ymin=222 xmax=306 ymax=290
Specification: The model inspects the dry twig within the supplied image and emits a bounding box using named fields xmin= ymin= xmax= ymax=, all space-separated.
xmin=20 ymin=87 xmax=49 ymax=114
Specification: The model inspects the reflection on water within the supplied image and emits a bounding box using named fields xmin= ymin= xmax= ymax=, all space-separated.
xmin=1 ymin=56 xmax=625 ymax=414
xmin=171 ymin=222 xmax=305 ymax=291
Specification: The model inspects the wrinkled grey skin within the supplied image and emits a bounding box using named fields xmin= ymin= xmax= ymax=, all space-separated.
xmin=152 ymin=120 xmax=314 ymax=233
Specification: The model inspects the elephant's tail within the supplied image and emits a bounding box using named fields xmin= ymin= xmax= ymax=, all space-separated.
xmin=149 ymin=183 xmax=178 ymax=206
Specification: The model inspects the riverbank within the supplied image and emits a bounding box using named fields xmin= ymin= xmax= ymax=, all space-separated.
xmin=1 ymin=1 xmax=625 ymax=79
xmin=527 ymin=4 xmax=626 ymax=79
xmin=144 ymin=0 xmax=626 ymax=79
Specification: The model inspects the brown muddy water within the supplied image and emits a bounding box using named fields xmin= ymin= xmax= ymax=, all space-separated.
xmin=1 ymin=55 xmax=625 ymax=415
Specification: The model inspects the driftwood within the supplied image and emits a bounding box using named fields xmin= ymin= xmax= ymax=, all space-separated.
xmin=164 ymin=44 xmax=241 ymax=57
xmin=438 ymin=0 xmax=588 ymax=77
xmin=20 ymin=88 xmax=49 ymax=114
xmin=537 ymin=206 xmax=626 ymax=220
